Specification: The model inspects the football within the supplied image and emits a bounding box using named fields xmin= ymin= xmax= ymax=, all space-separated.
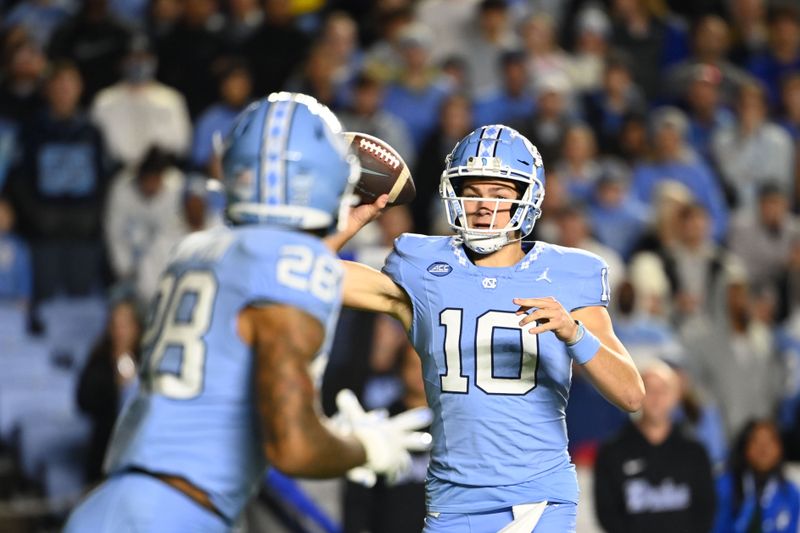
xmin=343 ymin=131 xmax=415 ymax=206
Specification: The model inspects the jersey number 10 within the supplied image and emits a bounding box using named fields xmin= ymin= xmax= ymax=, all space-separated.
xmin=439 ymin=309 xmax=539 ymax=395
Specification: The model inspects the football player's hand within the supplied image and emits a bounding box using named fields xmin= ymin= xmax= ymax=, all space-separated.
xmin=325 ymin=194 xmax=389 ymax=252
xmin=514 ymin=296 xmax=579 ymax=343
xmin=334 ymin=389 xmax=432 ymax=487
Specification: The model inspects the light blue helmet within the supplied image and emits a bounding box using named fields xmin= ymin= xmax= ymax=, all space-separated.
xmin=222 ymin=92 xmax=359 ymax=230
xmin=440 ymin=125 xmax=546 ymax=254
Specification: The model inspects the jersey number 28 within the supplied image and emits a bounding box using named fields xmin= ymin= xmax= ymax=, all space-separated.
xmin=141 ymin=271 xmax=218 ymax=400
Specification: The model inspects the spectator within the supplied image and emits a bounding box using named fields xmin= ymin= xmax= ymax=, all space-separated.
xmin=628 ymin=182 xmax=696 ymax=320
xmin=90 ymin=36 xmax=191 ymax=170
xmin=682 ymin=64 xmax=736 ymax=164
xmin=514 ymin=72 xmax=573 ymax=165
xmin=613 ymin=111 xmax=651 ymax=165
xmin=461 ymin=0 xmax=518 ymax=98
xmin=0 ymin=197 xmax=32 ymax=306
xmin=381 ymin=23 xmax=451 ymax=153
xmin=317 ymin=11 xmax=363 ymax=106
xmin=713 ymin=419 xmax=800 ymax=533
xmin=222 ymin=0 xmax=264 ymax=48
xmin=1 ymin=0 xmax=74 ymax=49
xmin=553 ymin=205 xmax=626 ymax=290
xmin=146 ymin=0 xmax=182 ymax=42
xmin=7 ymin=61 xmax=110 ymax=301
xmin=776 ymin=237 xmax=800 ymax=322
xmin=777 ymin=312 xmax=800 ymax=457
xmin=582 ymin=51 xmax=647 ymax=154
xmin=587 ymin=164 xmax=649 ymax=260
xmin=594 ymin=358 xmax=716 ymax=533
xmin=412 ymin=93 xmax=473 ymax=235
xmin=664 ymin=15 xmax=752 ymax=107
xmin=567 ymin=5 xmax=612 ymax=95
xmin=48 ymin=0 xmax=132 ymax=104
xmin=747 ymin=5 xmax=800 ymax=109
xmin=472 ymin=50 xmax=535 ymax=128
xmin=609 ymin=0 xmax=672 ymax=101
xmin=727 ymin=0 xmax=769 ymax=64
xmin=674 ymin=366 xmax=729 ymax=473
xmin=103 ymin=147 xmax=185 ymax=284
xmin=338 ymin=73 xmax=415 ymax=170
xmin=155 ymin=0 xmax=225 ymax=118
xmin=414 ymin=0 xmax=480 ymax=64
xmin=76 ymin=297 xmax=142 ymax=483
xmin=361 ymin=6 xmax=415 ymax=84
xmin=728 ymin=183 xmax=800 ymax=291
xmin=664 ymin=203 xmax=737 ymax=320
xmin=135 ymin=176 xmax=224 ymax=303
xmin=0 ymin=33 xmax=47 ymax=125
xmin=439 ymin=55 xmax=469 ymax=94
xmin=778 ymin=74 xmax=800 ymax=210
xmin=190 ymin=60 xmax=253 ymax=173
xmin=242 ymin=0 xmax=310 ymax=96
xmin=778 ymin=73 xmax=800 ymax=141
xmin=681 ymin=267 xmax=782 ymax=439
xmin=632 ymin=107 xmax=728 ymax=241
xmin=553 ymin=123 xmax=604 ymax=203
xmin=712 ymin=81 xmax=795 ymax=213
xmin=518 ymin=13 xmax=571 ymax=100
xmin=284 ymin=43 xmax=340 ymax=108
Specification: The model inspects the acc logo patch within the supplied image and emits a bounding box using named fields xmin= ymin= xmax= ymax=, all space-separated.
xmin=427 ymin=262 xmax=452 ymax=277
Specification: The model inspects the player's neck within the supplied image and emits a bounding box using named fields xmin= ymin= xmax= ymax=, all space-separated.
xmin=469 ymin=243 xmax=526 ymax=268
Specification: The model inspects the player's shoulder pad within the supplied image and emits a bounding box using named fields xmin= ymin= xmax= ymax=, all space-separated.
xmin=542 ymin=243 xmax=608 ymax=276
xmin=391 ymin=233 xmax=453 ymax=269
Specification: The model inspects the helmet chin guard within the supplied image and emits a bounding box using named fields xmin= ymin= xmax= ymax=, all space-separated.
xmin=439 ymin=125 xmax=546 ymax=254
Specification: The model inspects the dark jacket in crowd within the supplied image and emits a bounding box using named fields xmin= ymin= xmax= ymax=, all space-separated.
xmin=594 ymin=421 xmax=716 ymax=533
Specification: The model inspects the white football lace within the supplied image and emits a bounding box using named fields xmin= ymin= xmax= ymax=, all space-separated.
xmin=359 ymin=139 xmax=401 ymax=169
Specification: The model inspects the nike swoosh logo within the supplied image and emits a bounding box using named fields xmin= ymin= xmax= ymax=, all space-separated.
xmin=360 ymin=167 xmax=390 ymax=177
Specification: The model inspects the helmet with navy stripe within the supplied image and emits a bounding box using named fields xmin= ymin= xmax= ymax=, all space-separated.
xmin=440 ymin=125 xmax=546 ymax=254
xmin=222 ymin=92 xmax=359 ymax=230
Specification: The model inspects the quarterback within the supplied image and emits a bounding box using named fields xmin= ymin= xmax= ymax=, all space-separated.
xmin=327 ymin=125 xmax=645 ymax=532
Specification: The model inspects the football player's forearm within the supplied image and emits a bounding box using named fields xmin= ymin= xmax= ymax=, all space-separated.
xmin=571 ymin=308 xmax=644 ymax=412
xmin=259 ymin=350 xmax=366 ymax=477
xmin=323 ymin=229 xmax=355 ymax=253
xmin=342 ymin=261 xmax=413 ymax=329
xmin=582 ymin=348 xmax=644 ymax=412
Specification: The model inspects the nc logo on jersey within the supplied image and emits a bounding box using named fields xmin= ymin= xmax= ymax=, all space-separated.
xmin=482 ymin=277 xmax=497 ymax=289
xmin=427 ymin=262 xmax=452 ymax=277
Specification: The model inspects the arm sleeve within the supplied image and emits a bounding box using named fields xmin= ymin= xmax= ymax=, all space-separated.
xmin=381 ymin=236 xmax=423 ymax=303
xmin=241 ymin=237 xmax=342 ymax=330
xmin=573 ymin=255 xmax=611 ymax=310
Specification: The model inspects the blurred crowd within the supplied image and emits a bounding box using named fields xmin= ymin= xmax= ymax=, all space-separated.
xmin=1 ymin=0 xmax=800 ymax=531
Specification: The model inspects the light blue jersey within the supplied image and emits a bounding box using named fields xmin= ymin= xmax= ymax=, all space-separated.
xmin=104 ymin=225 xmax=343 ymax=522
xmin=383 ymin=234 xmax=609 ymax=514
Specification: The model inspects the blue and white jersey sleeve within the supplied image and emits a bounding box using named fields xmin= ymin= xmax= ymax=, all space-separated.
xmin=234 ymin=229 xmax=344 ymax=329
xmin=564 ymin=250 xmax=611 ymax=310
xmin=381 ymin=233 xmax=431 ymax=319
